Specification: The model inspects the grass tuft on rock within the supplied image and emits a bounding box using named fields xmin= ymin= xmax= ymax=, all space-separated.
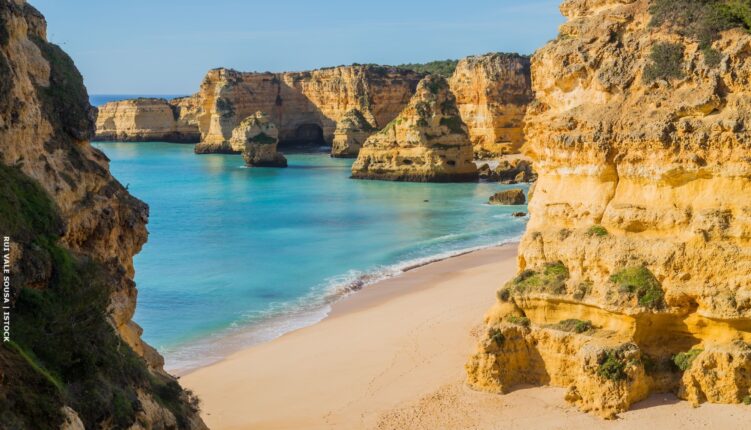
xmin=643 ymin=42 xmax=686 ymax=83
xmin=673 ymin=348 xmax=703 ymax=371
xmin=610 ymin=266 xmax=665 ymax=309
xmin=553 ymin=319 xmax=594 ymax=334
xmin=506 ymin=315 xmax=531 ymax=327
xmin=598 ymin=350 xmax=628 ymax=381
xmin=587 ymin=225 xmax=609 ymax=237
xmin=507 ymin=262 xmax=570 ymax=297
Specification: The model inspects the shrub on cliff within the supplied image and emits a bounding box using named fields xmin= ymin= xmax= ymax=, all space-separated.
xmin=553 ymin=319 xmax=594 ymax=334
xmin=649 ymin=0 xmax=751 ymax=66
xmin=643 ymin=42 xmax=686 ymax=83
xmin=508 ymin=261 xmax=570 ymax=295
xmin=610 ymin=266 xmax=665 ymax=309
xmin=673 ymin=348 xmax=703 ymax=371
xmin=0 ymin=164 xmax=200 ymax=429
xmin=398 ymin=59 xmax=459 ymax=77
xmin=598 ymin=350 xmax=628 ymax=381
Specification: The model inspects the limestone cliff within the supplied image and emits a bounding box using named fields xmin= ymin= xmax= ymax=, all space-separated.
xmin=95 ymin=96 xmax=201 ymax=143
xmin=331 ymin=108 xmax=377 ymax=158
xmin=193 ymin=66 xmax=422 ymax=155
xmin=467 ymin=0 xmax=751 ymax=418
xmin=351 ymin=75 xmax=478 ymax=182
xmin=230 ymin=111 xmax=287 ymax=167
xmin=449 ymin=53 xmax=533 ymax=159
xmin=0 ymin=1 xmax=205 ymax=428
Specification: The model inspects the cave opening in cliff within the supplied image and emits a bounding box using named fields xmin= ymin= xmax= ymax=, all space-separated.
xmin=280 ymin=123 xmax=327 ymax=151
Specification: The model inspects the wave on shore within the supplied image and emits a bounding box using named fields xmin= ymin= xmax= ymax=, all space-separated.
xmin=167 ymin=238 xmax=519 ymax=374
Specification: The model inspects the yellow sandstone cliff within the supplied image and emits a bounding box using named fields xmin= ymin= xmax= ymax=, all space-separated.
xmin=449 ymin=53 xmax=533 ymax=159
xmin=95 ymin=96 xmax=201 ymax=143
xmin=193 ymin=66 xmax=422 ymax=156
xmin=0 ymin=1 xmax=205 ymax=428
xmin=467 ymin=0 xmax=751 ymax=419
xmin=351 ymin=75 xmax=478 ymax=182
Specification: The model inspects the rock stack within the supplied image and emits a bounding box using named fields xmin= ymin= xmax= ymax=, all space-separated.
xmin=351 ymin=75 xmax=478 ymax=182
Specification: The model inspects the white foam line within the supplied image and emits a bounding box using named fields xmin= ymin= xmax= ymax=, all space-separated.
xmin=165 ymin=236 xmax=521 ymax=374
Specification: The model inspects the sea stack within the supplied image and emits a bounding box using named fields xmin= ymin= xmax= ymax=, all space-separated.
xmin=467 ymin=0 xmax=751 ymax=419
xmin=231 ymin=112 xmax=287 ymax=167
xmin=351 ymin=75 xmax=478 ymax=182
xmin=449 ymin=53 xmax=533 ymax=159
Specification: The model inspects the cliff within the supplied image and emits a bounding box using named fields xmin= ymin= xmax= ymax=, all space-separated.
xmin=0 ymin=1 xmax=206 ymax=428
xmin=467 ymin=0 xmax=751 ymax=418
xmin=449 ymin=53 xmax=533 ymax=159
xmin=193 ymin=66 xmax=422 ymax=155
xmin=351 ymin=75 xmax=478 ymax=182
xmin=95 ymin=96 xmax=201 ymax=143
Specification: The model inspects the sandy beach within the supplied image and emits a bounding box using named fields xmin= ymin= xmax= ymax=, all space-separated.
xmin=181 ymin=244 xmax=751 ymax=429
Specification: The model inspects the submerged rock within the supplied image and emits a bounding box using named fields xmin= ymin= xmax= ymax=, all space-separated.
xmin=351 ymin=75 xmax=478 ymax=182
xmin=230 ymin=112 xmax=287 ymax=167
xmin=489 ymin=189 xmax=526 ymax=205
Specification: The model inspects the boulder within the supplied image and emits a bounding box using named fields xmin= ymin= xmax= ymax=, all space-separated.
xmin=489 ymin=189 xmax=526 ymax=205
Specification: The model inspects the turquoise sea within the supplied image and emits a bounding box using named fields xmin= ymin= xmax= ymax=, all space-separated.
xmin=92 ymin=141 xmax=529 ymax=372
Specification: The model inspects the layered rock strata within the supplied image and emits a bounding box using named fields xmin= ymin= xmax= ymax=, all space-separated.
xmin=467 ymin=0 xmax=751 ymax=419
xmin=192 ymin=66 xmax=422 ymax=155
xmin=331 ymin=108 xmax=377 ymax=158
xmin=351 ymin=75 xmax=478 ymax=182
xmin=0 ymin=2 xmax=205 ymax=428
xmin=230 ymin=111 xmax=287 ymax=167
xmin=94 ymin=96 xmax=201 ymax=142
xmin=449 ymin=53 xmax=533 ymax=158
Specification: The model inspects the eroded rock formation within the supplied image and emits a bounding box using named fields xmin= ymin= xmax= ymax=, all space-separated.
xmin=192 ymin=66 xmax=422 ymax=155
xmin=351 ymin=75 xmax=478 ymax=182
xmin=0 ymin=2 xmax=205 ymax=428
xmin=449 ymin=53 xmax=533 ymax=159
xmin=95 ymin=96 xmax=201 ymax=143
xmin=331 ymin=108 xmax=377 ymax=158
xmin=230 ymin=111 xmax=287 ymax=167
xmin=468 ymin=0 xmax=751 ymax=419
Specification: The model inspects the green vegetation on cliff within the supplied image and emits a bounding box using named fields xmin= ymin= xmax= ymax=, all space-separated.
xmin=649 ymin=0 xmax=751 ymax=67
xmin=398 ymin=59 xmax=459 ymax=77
xmin=610 ymin=266 xmax=665 ymax=309
xmin=0 ymin=164 xmax=199 ymax=429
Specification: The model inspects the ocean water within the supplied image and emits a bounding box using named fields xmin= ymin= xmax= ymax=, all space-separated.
xmin=89 ymin=94 xmax=188 ymax=107
xmin=92 ymin=141 xmax=529 ymax=372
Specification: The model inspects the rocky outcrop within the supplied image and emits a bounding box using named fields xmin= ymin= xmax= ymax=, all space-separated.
xmin=94 ymin=96 xmax=201 ymax=142
xmin=351 ymin=75 xmax=478 ymax=182
xmin=449 ymin=53 xmax=533 ymax=159
xmin=468 ymin=0 xmax=751 ymax=419
xmin=331 ymin=108 xmax=377 ymax=158
xmin=478 ymin=156 xmax=537 ymax=183
xmin=230 ymin=112 xmax=287 ymax=167
xmin=192 ymin=66 xmax=422 ymax=155
xmin=0 ymin=2 xmax=205 ymax=428
xmin=489 ymin=189 xmax=526 ymax=205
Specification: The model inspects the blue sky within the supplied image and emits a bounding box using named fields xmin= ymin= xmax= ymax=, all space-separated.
xmin=31 ymin=0 xmax=563 ymax=95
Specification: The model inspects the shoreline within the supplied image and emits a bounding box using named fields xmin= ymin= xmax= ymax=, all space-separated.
xmin=167 ymin=240 xmax=520 ymax=376
xmin=180 ymin=243 xmax=751 ymax=429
